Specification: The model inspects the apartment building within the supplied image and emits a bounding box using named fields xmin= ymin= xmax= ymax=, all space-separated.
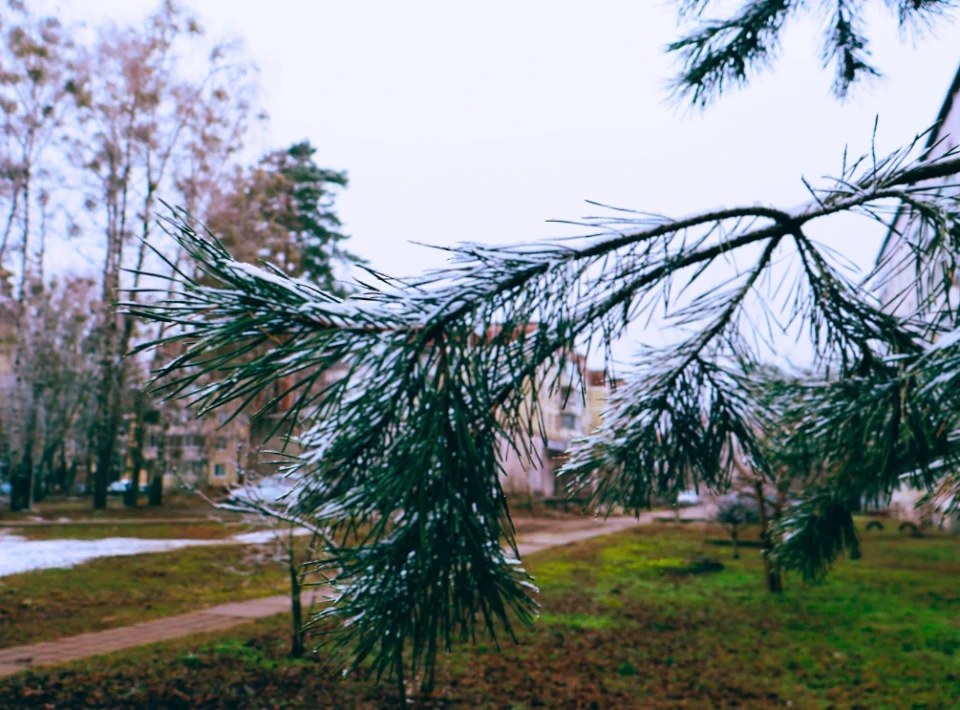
xmin=499 ymin=356 xmax=610 ymax=499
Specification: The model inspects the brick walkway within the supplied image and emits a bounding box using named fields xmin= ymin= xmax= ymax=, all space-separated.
xmin=0 ymin=593 xmax=330 ymax=679
xmin=0 ymin=513 xmax=669 ymax=679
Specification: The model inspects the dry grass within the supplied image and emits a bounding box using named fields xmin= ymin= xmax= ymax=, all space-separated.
xmin=2 ymin=520 xmax=957 ymax=708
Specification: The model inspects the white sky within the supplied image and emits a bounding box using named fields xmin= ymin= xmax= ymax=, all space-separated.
xmin=51 ymin=0 xmax=960 ymax=363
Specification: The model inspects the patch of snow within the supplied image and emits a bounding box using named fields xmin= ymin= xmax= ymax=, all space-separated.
xmin=0 ymin=535 xmax=218 ymax=578
xmin=230 ymin=530 xmax=278 ymax=544
xmin=231 ymin=528 xmax=312 ymax=544
xmin=229 ymin=473 xmax=301 ymax=505
xmin=0 ymin=524 xmax=313 ymax=578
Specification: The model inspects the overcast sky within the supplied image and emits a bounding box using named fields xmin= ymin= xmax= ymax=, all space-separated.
xmin=54 ymin=0 xmax=960 ymax=362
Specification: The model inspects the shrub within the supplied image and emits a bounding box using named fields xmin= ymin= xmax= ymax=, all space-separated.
xmin=716 ymin=493 xmax=761 ymax=560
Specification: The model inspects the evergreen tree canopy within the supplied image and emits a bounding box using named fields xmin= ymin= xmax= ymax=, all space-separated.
xmin=207 ymin=140 xmax=360 ymax=295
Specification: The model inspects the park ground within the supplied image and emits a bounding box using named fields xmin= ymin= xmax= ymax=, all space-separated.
xmin=0 ymin=507 xmax=957 ymax=709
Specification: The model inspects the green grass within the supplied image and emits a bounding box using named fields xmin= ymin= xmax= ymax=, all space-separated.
xmin=1 ymin=521 xmax=957 ymax=708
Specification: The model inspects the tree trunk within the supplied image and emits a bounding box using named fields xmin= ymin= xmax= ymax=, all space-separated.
xmin=770 ymin=487 xmax=787 ymax=590
xmin=93 ymin=145 xmax=131 ymax=511
xmin=20 ymin=381 xmax=42 ymax=510
xmin=754 ymin=480 xmax=782 ymax=593
xmin=83 ymin=429 xmax=94 ymax=498
xmin=148 ymin=469 xmax=163 ymax=506
xmin=31 ymin=454 xmax=45 ymax=504
xmin=288 ymin=535 xmax=304 ymax=658
xmin=36 ymin=437 xmax=62 ymax=502
xmin=149 ymin=415 xmax=169 ymax=507
xmin=731 ymin=525 xmax=740 ymax=560
xmin=21 ymin=453 xmax=32 ymax=511
xmin=92 ymin=381 xmax=117 ymax=510
xmin=57 ymin=442 xmax=67 ymax=494
xmin=66 ymin=459 xmax=77 ymax=495
xmin=93 ymin=293 xmax=119 ymax=511
xmin=0 ymin=184 xmax=20 ymax=266
xmin=124 ymin=392 xmax=146 ymax=507
xmin=395 ymin=643 xmax=406 ymax=706
xmin=93 ymin=312 xmax=124 ymax=510
xmin=11 ymin=457 xmax=30 ymax=512
xmin=19 ymin=168 xmax=30 ymax=302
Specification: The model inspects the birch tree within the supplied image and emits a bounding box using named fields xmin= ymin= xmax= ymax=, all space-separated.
xmin=2 ymin=276 xmax=100 ymax=508
xmin=70 ymin=0 xmax=258 ymax=508
xmin=0 ymin=1 xmax=78 ymax=509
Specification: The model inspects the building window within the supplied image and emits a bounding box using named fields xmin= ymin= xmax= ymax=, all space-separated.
xmin=213 ymin=463 xmax=226 ymax=479
xmin=559 ymin=413 xmax=579 ymax=430
xmin=215 ymin=437 xmax=228 ymax=450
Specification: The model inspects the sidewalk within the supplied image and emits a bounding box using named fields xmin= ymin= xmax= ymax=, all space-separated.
xmin=0 ymin=514 xmax=655 ymax=679
xmin=0 ymin=595 xmax=322 ymax=678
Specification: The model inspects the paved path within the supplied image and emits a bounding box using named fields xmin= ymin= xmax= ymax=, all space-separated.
xmin=0 ymin=511 xmax=708 ymax=679
xmin=515 ymin=514 xmax=655 ymax=557
xmin=0 ymin=594 xmax=327 ymax=679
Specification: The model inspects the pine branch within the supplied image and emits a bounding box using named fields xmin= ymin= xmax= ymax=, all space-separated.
xmin=127 ymin=131 xmax=960 ymax=687
xmin=822 ymin=0 xmax=881 ymax=99
xmin=667 ymin=0 xmax=959 ymax=105
xmin=769 ymin=484 xmax=859 ymax=581
xmin=668 ymin=0 xmax=799 ymax=106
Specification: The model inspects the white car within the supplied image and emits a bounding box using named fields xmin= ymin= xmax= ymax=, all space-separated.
xmin=676 ymin=490 xmax=701 ymax=507
xmin=108 ymin=480 xmax=131 ymax=494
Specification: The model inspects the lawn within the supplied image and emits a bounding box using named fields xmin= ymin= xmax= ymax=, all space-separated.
xmin=1 ymin=520 xmax=956 ymax=708
xmin=0 ymin=493 xmax=234 ymax=521
xmin=7 ymin=521 xmax=249 ymax=541
xmin=0 ymin=542 xmax=291 ymax=648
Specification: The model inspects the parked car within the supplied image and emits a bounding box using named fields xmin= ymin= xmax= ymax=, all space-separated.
xmin=107 ymin=480 xmax=129 ymax=495
xmin=717 ymin=491 xmax=799 ymax=515
xmin=676 ymin=490 xmax=701 ymax=507
xmin=108 ymin=480 xmax=151 ymax=495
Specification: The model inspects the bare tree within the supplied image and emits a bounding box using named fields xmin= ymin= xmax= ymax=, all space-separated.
xmin=0 ymin=1 xmax=75 ymax=280
xmin=2 ymin=276 xmax=100 ymax=508
xmin=0 ymin=2 xmax=79 ymax=509
xmin=67 ymin=0 xmax=258 ymax=508
xmin=189 ymin=469 xmax=328 ymax=658
xmin=715 ymin=493 xmax=760 ymax=560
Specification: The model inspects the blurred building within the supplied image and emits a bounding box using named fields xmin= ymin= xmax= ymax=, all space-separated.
xmin=140 ymin=404 xmax=252 ymax=490
xmin=137 ymin=346 xmax=350 ymax=490
xmin=2 ymin=307 xmax=612 ymax=496
xmin=498 ymin=353 xmax=612 ymax=499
